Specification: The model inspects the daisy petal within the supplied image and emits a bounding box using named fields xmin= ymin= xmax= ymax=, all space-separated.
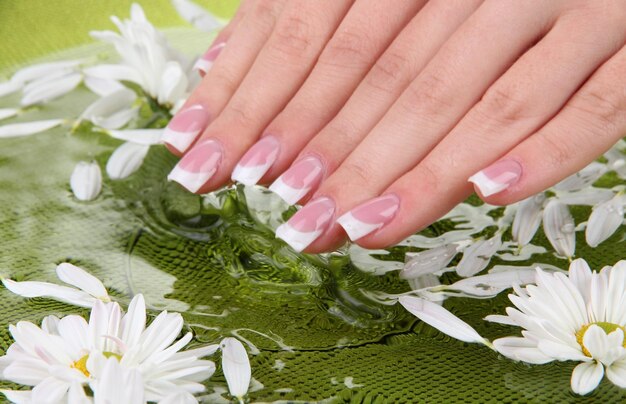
xmin=81 ymin=88 xmax=137 ymax=128
xmin=83 ymin=76 xmax=125 ymax=97
xmin=67 ymin=382 xmax=90 ymax=404
xmin=84 ymin=64 xmax=143 ymax=86
xmin=493 ymin=337 xmax=554 ymax=364
xmin=108 ymin=128 xmax=163 ymax=145
xmin=31 ymin=377 xmax=70 ymax=403
xmin=21 ymin=72 xmax=82 ymax=107
xmin=447 ymin=268 xmax=536 ymax=298
xmin=2 ymin=279 xmax=94 ymax=308
xmin=0 ymin=119 xmax=64 ymax=138
xmin=542 ymin=199 xmax=575 ymax=258
xmin=398 ymin=296 xmax=487 ymax=345
xmin=157 ymin=62 xmax=188 ymax=106
xmin=554 ymin=162 xmax=607 ymax=191
xmin=121 ymin=294 xmax=146 ymax=348
xmin=456 ymin=234 xmax=502 ymax=277
xmin=70 ymin=161 xmax=102 ymax=202
xmin=11 ymin=60 xmax=82 ymax=84
xmin=0 ymin=108 xmax=19 ymax=122
xmin=106 ymin=142 xmax=150 ymax=180
xmin=571 ymin=361 xmax=604 ymax=395
xmin=585 ymin=196 xmax=624 ymax=248
xmin=0 ymin=80 xmax=23 ymax=98
xmin=401 ymin=244 xmax=458 ymax=279
xmin=483 ymin=315 xmax=517 ymax=326
xmin=607 ymin=358 xmax=626 ymax=388
xmin=1 ymin=389 xmax=32 ymax=403
xmin=537 ymin=339 xmax=588 ymax=362
xmin=221 ymin=338 xmax=251 ymax=400
xmin=56 ymin=263 xmax=108 ymax=300
xmin=512 ymin=194 xmax=545 ymax=246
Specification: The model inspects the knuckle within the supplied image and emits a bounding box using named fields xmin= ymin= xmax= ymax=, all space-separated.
xmin=269 ymin=13 xmax=314 ymax=61
xmin=207 ymin=68 xmax=239 ymax=98
xmin=320 ymin=118 xmax=361 ymax=151
xmin=401 ymin=72 xmax=454 ymax=121
xmin=476 ymin=85 xmax=532 ymax=127
xmin=570 ymin=80 xmax=626 ymax=136
xmin=338 ymin=159 xmax=375 ymax=188
xmin=539 ymin=132 xmax=574 ymax=169
xmin=224 ymin=99 xmax=257 ymax=127
xmin=250 ymin=0 xmax=281 ymax=26
xmin=320 ymin=29 xmax=374 ymax=69
xmin=365 ymin=49 xmax=413 ymax=94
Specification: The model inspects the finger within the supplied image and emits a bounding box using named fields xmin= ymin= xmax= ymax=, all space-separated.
xmin=268 ymin=0 xmax=483 ymax=204
xmin=276 ymin=0 xmax=561 ymax=252
xmin=162 ymin=0 xmax=287 ymax=155
xmin=353 ymin=7 xmax=626 ymax=249
xmin=474 ymin=44 xmax=626 ymax=205
xmin=231 ymin=0 xmax=427 ymax=186
xmin=194 ymin=0 xmax=254 ymax=75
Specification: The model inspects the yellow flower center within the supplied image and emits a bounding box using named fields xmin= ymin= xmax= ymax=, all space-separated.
xmin=71 ymin=352 xmax=122 ymax=378
xmin=575 ymin=322 xmax=626 ymax=357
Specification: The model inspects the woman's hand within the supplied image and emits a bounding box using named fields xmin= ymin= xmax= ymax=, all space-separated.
xmin=166 ymin=0 xmax=626 ymax=253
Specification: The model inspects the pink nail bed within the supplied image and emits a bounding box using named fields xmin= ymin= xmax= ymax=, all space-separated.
xmin=337 ymin=194 xmax=400 ymax=241
xmin=231 ymin=136 xmax=280 ymax=186
xmin=161 ymin=104 xmax=210 ymax=153
xmin=167 ymin=139 xmax=223 ymax=193
xmin=193 ymin=42 xmax=226 ymax=74
xmin=468 ymin=159 xmax=522 ymax=197
xmin=275 ymin=196 xmax=335 ymax=252
xmin=269 ymin=156 xmax=324 ymax=205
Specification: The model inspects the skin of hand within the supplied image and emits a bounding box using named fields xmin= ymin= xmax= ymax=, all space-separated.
xmin=165 ymin=0 xmax=626 ymax=253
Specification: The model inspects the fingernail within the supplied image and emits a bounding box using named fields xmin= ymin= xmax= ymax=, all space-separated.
xmin=468 ymin=159 xmax=522 ymax=197
xmin=269 ymin=156 xmax=324 ymax=205
xmin=231 ymin=136 xmax=280 ymax=186
xmin=275 ymin=196 xmax=335 ymax=252
xmin=167 ymin=139 xmax=223 ymax=193
xmin=193 ymin=42 xmax=226 ymax=74
xmin=162 ymin=104 xmax=211 ymax=153
xmin=336 ymin=194 xmax=400 ymax=241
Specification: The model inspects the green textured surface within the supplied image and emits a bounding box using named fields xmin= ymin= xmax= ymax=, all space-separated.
xmin=1 ymin=4 xmax=626 ymax=404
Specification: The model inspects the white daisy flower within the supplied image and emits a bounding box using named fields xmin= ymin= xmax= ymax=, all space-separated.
xmin=487 ymin=259 xmax=626 ymax=395
xmin=0 ymin=294 xmax=218 ymax=403
xmin=2 ymin=263 xmax=110 ymax=308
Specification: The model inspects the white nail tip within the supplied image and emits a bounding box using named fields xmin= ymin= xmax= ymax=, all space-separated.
xmin=468 ymin=171 xmax=508 ymax=197
xmin=193 ymin=58 xmax=213 ymax=74
xmin=161 ymin=127 xmax=197 ymax=153
xmin=231 ymin=163 xmax=272 ymax=186
xmin=275 ymin=223 xmax=322 ymax=252
xmin=336 ymin=212 xmax=382 ymax=241
xmin=269 ymin=177 xmax=308 ymax=205
xmin=167 ymin=166 xmax=215 ymax=193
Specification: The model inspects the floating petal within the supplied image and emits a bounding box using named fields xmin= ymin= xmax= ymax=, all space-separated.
xmin=221 ymin=337 xmax=251 ymax=401
xmin=542 ymin=199 xmax=575 ymax=258
xmin=1 ymin=279 xmax=94 ymax=308
xmin=0 ymin=80 xmax=22 ymax=98
xmin=70 ymin=161 xmax=102 ymax=201
xmin=11 ymin=60 xmax=82 ymax=84
xmin=81 ymin=88 xmax=138 ymax=129
xmin=585 ymin=195 xmax=625 ymax=248
xmin=0 ymin=119 xmax=64 ymax=138
xmin=447 ymin=268 xmax=536 ymax=298
xmin=554 ymin=162 xmax=607 ymax=191
xmin=512 ymin=193 xmax=545 ymax=246
xmin=106 ymin=142 xmax=150 ymax=180
xmin=401 ymin=244 xmax=458 ymax=279
xmin=456 ymin=234 xmax=502 ymax=277
xmin=398 ymin=296 xmax=488 ymax=345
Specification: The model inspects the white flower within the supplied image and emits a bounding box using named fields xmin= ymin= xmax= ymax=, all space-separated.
xmin=0 ymin=294 xmax=217 ymax=403
xmin=2 ymin=263 xmax=110 ymax=308
xmin=87 ymin=3 xmax=192 ymax=106
xmin=220 ymin=337 xmax=251 ymax=403
xmin=70 ymin=161 xmax=103 ymax=201
xmin=488 ymin=259 xmax=626 ymax=395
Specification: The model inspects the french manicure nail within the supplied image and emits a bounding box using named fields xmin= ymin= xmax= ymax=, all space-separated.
xmin=275 ymin=196 xmax=335 ymax=252
xmin=167 ymin=139 xmax=223 ymax=193
xmin=269 ymin=156 xmax=324 ymax=205
xmin=336 ymin=194 xmax=400 ymax=241
xmin=231 ymin=136 xmax=280 ymax=186
xmin=193 ymin=42 xmax=226 ymax=74
xmin=162 ymin=104 xmax=210 ymax=153
xmin=468 ymin=159 xmax=522 ymax=197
